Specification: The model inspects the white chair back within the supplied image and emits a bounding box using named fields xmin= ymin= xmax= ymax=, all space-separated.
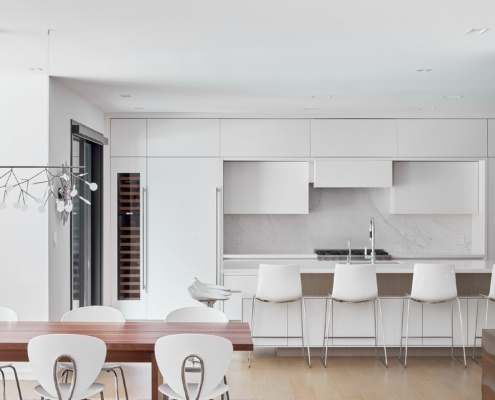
xmin=61 ymin=306 xmax=126 ymax=322
xmin=488 ymin=264 xmax=495 ymax=299
xmin=166 ymin=306 xmax=229 ymax=323
xmin=0 ymin=306 xmax=18 ymax=321
xmin=28 ymin=334 xmax=106 ymax=399
xmin=332 ymin=264 xmax=378 ymax=302
xmin=256 ymin=264 xmax=302 ymax=302
xmin=155 ymin=334 xmax=232 ymax=399
xmin=410 ymin=263 xmax=457 ymax=302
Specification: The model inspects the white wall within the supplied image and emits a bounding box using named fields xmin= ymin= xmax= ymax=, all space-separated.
xmin=48 ymin=78 xmax=104 ymax=321
xmin=0 ymin=76 xmax=49 ymax=321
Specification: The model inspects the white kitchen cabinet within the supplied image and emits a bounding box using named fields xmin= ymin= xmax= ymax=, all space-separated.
xmin=110 ymin=157 xmax=148 ymax=319
xmin=397 ymin=119 xmax=487 ymax=157
xmin=110 ymin=119 xmax=147 ymax=157
xmin=220 ymin=119 xmax=310 ymax=157
xmin=489 ymin=120 xmax=495 ymax=157
xmin=111 ymin=157 xmax=220 ymax=320
xmin=422 ymin=300 xmax=467 ymax=346
xmin=147 ymin=119 xmax=220 ymax=157
xmin=314 ymin=160 xmax=393 ymax=188
xmin=146 ymin=158 xmax=220 ymax=319
xmin=287 ymin=297 xmax=326 ymax=347
xmin=310 ymin=119 xmax=398 ymax=157
xmin=243 ymin=298 xmax=288 ymax=346
xmin=224 ymin=161 xmax=309 ymax=214
xmin=391 ymin=161 xmax=479 ymax=214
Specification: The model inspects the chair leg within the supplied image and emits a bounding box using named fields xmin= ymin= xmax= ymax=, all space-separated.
xmin=223 ymin=375 xmax=230 ymax=400
xmin=248 ymin=296 xmax=257 ymax=368
xmin=6 ymin=365 xmax=22 ymax=400
xmin=116 ymin=366 xmax=129 ymax=400
xmin=321 ymin=296 xmax=329 ymax=367
xmin=399 ymin=297 xmax=411 ymax=367
xmin=456 ymin=298 xmax=467 ymax=367
xmin=377 ymin=298 xmax=388 ymax=367
xmin=0 ymin=368 xmax=6 ymax=400
xmin=399 ymin=296 xmax=405 ymax=362
xmin=473 ymin=296 xmax=480 ymax=361
xmin=108 ymin=368 xmax=121 ymax=399
xmin=321 ymin=297 xmax=333 ymax=368
xmin=301 ymin=298 xmax=311 ymax=367
xmin=100 ymin=390 xmax=105 ymax=400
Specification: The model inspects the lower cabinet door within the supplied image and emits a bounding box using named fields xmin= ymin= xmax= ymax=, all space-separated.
xmin=422 ymin=299 xmax=467 ymax=346
xmin=243 ymin=298 xmax=288 ymax=346
xmin=287 ymin=297 xmax=326 ymax=347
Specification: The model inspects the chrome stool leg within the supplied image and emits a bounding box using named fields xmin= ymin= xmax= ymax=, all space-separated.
xmin=247 ymin=296 xmax=257 ymax=367
xmin=301 ymin=297 xmax=311 ymax=367
xmin=376 ymin=298 xmax=388 ymax=367
xmin=116 ymin=366 xmax=129 ymax=400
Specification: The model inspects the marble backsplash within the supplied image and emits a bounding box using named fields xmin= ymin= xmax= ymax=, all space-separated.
xmin=223 ymin=186 xmax=473 ymax=255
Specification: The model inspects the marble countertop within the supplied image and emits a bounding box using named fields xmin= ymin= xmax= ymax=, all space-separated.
xmin=223 ymin=255 xmax=494 ymax=274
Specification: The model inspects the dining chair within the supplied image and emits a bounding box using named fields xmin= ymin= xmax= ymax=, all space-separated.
xmin=61 ymin=306 xmax=129 ymax=399
xmin=322 ymin=263 xmax=388 ymax=367
xmin=399 ymin=263 xmax=466 ymax=367
xmin=472 ymin=264 xmax=495 ymax=363
xmin=0 ymin=306 xmax=22 ymax=400
xmin=165 ymin=306 xmax=230 ymax=400
xmin=28 ymin=334 xmax=106 ymax=400
xmin=155 ymin=333 xmax=233 ymax=400
xmin=248 ymin=264 xmax=311 ymax=367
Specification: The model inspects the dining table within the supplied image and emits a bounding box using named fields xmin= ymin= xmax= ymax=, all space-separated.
xmin=0 ymin=320 xmax=253 ymax=400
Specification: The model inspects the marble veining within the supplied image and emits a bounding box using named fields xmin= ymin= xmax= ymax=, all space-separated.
xmin=224 ymin=186 xmax=472 ymax=255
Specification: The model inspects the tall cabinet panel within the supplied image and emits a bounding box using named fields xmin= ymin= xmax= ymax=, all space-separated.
xmin=146 ymin=158 xmax=220 ymax=319
xmin=110 ymin=157 xmax=148 ymax=319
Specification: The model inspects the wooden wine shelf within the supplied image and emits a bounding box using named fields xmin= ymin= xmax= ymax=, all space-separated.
xmin=117 ymin=172 xmax=141 ymax=301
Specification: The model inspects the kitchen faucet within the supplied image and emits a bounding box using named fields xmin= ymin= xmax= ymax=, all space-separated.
xmin=369 ymin=217 xmax=375 ymax=264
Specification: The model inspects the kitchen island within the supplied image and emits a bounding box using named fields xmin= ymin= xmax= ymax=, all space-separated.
xmin=222 ymin=255 xmax=493 ymax=352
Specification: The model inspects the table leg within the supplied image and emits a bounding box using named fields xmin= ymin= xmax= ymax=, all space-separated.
xmin=151 ymin=354 xmax=163 ymax=400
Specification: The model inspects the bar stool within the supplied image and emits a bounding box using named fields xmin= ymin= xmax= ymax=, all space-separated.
xmin=399 ymin=263 xmax=466 ymax=367
xmin=248 ymin=264 xmax=311 ymax=367
xmin=472 ymin=264 xmax=495 ymax=363
xmin=321 ymin=263 xmax=387 ymax=367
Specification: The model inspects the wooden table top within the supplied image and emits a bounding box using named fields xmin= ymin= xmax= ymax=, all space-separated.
xmin=0 ymin=321 xmax=253 ymax=352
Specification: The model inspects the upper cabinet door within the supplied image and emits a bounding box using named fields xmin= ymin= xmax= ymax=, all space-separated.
xmin=311 ymin=119 xmax=398 ymax=157
xmin=391 ymin=161 xmax=479 ymax=214
xmin=147 ymin=119 xmax=220 ymax=157
xmin=220 ymin=119 xmax=310 ymax=157
xmin=224 ymin=161 xmax=309 ymax=214
xmin=488 ymin=120 xmax=495 ymax=157
xmin=314 ymin=160 xmax=393 ymax=188
xmin=111 ymin=119 xmax=147 ymax=157
xmin=397 ymin=119 xmax=487 ymax=157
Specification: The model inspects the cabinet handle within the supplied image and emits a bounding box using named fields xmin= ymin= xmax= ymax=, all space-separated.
xmin=142 ymin=186 xmax=147 ymax=291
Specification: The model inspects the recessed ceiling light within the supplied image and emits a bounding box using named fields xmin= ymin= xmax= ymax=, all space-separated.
xmin=28 ymin=68 xmax=43 ymax=71
xmin=416 ymin=69 xmax=432 ymax=72
xmin=417 ymin=108 xmax=437 ymax=111
xmin=134 ymin=107 xmax=145 ymax=110
xmin=120 ymin=94 xmax=131 ymax=98
xmin=302 ymin=107 xmax=322 ymax=111
xmin=441 ymin=95 xmax=463 ymax=99
xmin=465 ymin=28 xmax=489 ymax=35
xmin=311 ymin=95 xmax=332 ymax=99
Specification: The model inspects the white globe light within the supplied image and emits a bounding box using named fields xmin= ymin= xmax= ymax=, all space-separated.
xmin=5 ymin=185 xmax=13 ymax=193
xmin=89 ymin=182 xmax=98 ymax=191
xmin=65 ymin=203 xmax=73 ymax=212
xmin=56 ymin=201 xmax=65 ymax=212
xmin=13 ymin=202 xmax=21 ymax=209
xmin=0 ymin=202 xmax=6 ymax=210
xmin=21 ymin=204 xmax=28 ymax=211
xmin=38 ymin=205 xmax=46 ymax=213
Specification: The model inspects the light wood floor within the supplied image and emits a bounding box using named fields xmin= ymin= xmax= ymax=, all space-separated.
xmin=5 ymin=350 xmax=483 ymax=399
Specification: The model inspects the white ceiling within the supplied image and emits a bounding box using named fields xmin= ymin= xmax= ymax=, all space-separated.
xmin=1 ymin=0 xmax=495 ymax=116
